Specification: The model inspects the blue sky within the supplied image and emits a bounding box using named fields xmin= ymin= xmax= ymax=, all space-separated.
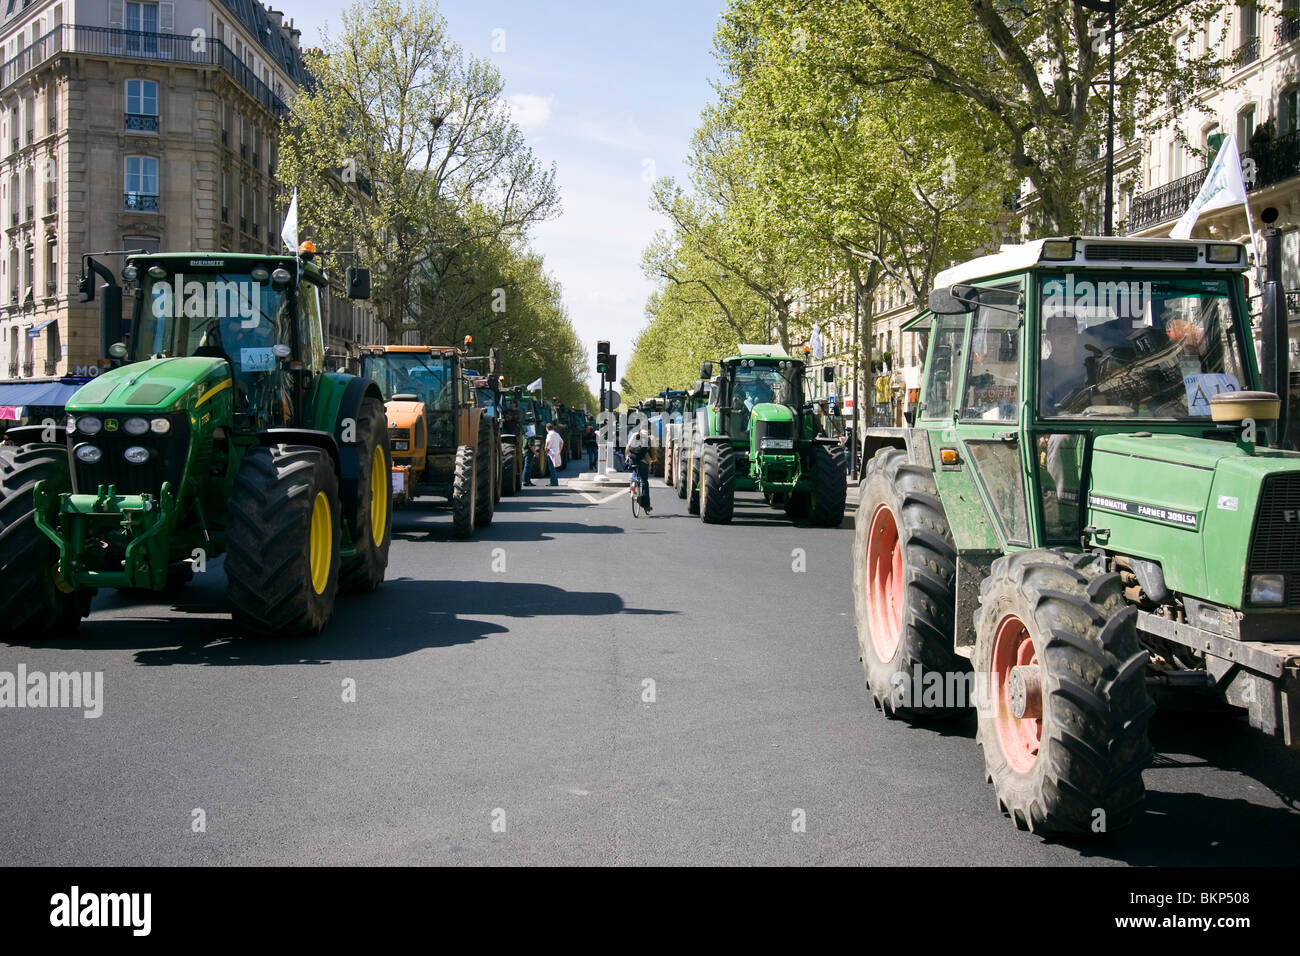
xmin=287 ymin=0 xmax=726 ymax=397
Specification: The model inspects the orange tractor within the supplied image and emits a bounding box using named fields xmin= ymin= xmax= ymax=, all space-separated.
xmin=359 ymin=340 xmax=498 ymax=538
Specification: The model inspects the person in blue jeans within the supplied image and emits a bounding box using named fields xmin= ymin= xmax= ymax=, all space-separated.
xmin=544 ymin=422 xmax=563 ymax=486
xmin=625 ymin=425 xmax=652 ymax=513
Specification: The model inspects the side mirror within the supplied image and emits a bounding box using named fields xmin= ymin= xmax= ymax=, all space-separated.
xmin=346 ymin=266 xmax=371 ymax=300
xmin=928 ymin=284 xmax=977 ymax=315
xmin=701 ymin=361 xmax=713 ymax=379
xmin=100 ymin=290 xmax=122 ymax=361
xmin=823 ymin=366 xmax=835 ymax=383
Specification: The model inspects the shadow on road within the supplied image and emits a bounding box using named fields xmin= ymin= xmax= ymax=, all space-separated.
xmin=392 ymin=519 xmax=625 ymax=543
xmin=5 ymin=578 xmax=671 ymax=666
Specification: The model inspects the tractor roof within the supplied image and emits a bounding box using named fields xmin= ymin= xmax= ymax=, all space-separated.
xmin=359 ymin=345 xmax=461 ymax=356
xmin=734 ymin=344 xmax=793 ymax=359
xmin=934 ymin=236 xmax=1248 ymax=288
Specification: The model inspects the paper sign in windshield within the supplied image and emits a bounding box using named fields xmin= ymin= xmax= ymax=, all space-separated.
xmin=240 ymin=347 xmax=276 ymax=372
xmin=1184 ymin=373 xmax=1240 ymax=416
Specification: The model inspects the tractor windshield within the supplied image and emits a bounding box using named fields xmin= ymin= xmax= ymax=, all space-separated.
xmin=363 ymin=353 xmax=456 ymax=412
xmin=1037 ymin=274 xmax=1250 ymax=420
xmin=722 ymin=361 xmax=803 ymax=437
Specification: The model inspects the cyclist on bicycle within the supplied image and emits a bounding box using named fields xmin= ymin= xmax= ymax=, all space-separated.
xmin=626 ymin=423 xmax=653 ymax=515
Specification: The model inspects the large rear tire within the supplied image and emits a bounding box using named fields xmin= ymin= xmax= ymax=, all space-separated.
xmin=339 ymin=396 xmax=391 ymax=594
xmin=227 ymin=445 xmax=341 ymax=637
xmin=700 ymin=441 xmax=734 ymax=524
xmin=0 ymin=444 xmax=93 ymax=638
xmin=501 ymin=442 xmax=517 ymax=498
xmin=809 ymin=443 xmax=847 ymax=527
xmin=475 ymin=426 xmax=495 ymax=528
xmin=852 ymin=447 xmax=965 ymax=719
xmin=451 ymin=444 xmax=476 ymax=539
xmin=973 ymin=549 xmax=1153 ymax=833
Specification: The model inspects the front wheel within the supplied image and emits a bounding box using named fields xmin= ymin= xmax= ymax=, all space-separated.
xmin=0 ymin=444 xmax=94 ymax=638
xmin=227 ymin=445 xmax=341 ymax=637
xmin=474 ymin=427 xmax=495 ymax=528
xmin=451 ymin=444 xmax=477 ymax=539
xmin=700 ymin=442 xmax=734 ymax=524
xmin=501 ymin=442 xmax=517 ymax=498
xmin=973 ymin=549 xmax=1153 ymax=833
xmin=809 ymin=443 xmax=847 ymax=527
xmin=339 ymin=395 xmax=392 ymax=594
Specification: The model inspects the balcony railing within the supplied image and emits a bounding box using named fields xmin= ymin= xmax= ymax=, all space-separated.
xmin=0 ymin=25 xmax=290 ymax=118
xmin=124 ymin=112 xmax=159 ymax=133
xmin=1232 ymin=35 xmax=1261 ymax=69
xmin=1129 ymin=129 xmax=1300 ymax=231
xmin=1278 ymin=16 xmax=1300 ymax=46
xmin=124 ymin=192 xmax=159 ymax=212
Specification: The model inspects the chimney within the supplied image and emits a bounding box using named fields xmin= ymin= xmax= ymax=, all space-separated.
xmin=267 ymin=8 xmax=283 ymax=30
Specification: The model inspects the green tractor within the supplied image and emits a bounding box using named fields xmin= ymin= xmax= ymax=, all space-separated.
xmin=678 ymin=379 xmax=711 ymax=512
xmin=0 ymin=249 xmax=389 ymax=639
xmin=854 ymin=235 xmax=1300 ymax=834
xmin=694 ymin=345 xmax=846 ymax=526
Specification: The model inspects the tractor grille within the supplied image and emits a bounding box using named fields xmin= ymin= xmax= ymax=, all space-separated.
xmin=1247 ymin=473 xmax=1300 ymax=607
xmin=753 ymin=418 xmax=794 ymax=448
xmin=70 ymin=416 xmax=190 ymax=497
xmin=1084 ymin=242 xmax=1199 ymax=262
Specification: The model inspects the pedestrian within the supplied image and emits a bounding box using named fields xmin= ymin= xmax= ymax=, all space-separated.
xmin=625 ymin=424 xmax=652 ymax=514
xmin=584 ymin=421 xmax=598 ymax=470
xmin=544 ymin=422 xmax=564 ymax=487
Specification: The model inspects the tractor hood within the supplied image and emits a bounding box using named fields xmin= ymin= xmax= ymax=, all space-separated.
xmin=65 ymin=356 xmax=230 ymax=413
xmin=1087 ymin=433 xmax=1300 ymax=608
xmin=751 ymin=402 xmax=795 ymax=424
xmin=385 ymin=399 xmax=426 ymax=430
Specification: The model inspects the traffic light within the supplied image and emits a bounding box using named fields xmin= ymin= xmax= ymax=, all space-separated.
xmin=606 ymin=353 xmax=617 ymax=382
xmin=596 ymin=340 xmax=610 ymax=376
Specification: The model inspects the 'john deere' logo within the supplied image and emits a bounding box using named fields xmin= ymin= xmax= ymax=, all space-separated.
xmin=104 ymin=419 xmax=119 ymax=432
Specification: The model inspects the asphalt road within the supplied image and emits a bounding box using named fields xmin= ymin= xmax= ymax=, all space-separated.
xmin=2 ymin=456 xmax=1298 ymax=866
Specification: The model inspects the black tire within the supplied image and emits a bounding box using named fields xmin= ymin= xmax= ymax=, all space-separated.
xmin=339 ymin=396 xmax=391 ymax=594
xmin=474 ymin=426 xmax=495 ymax=528
xmin=664 ymin=446 xmax=675 ymax=487
xmin=226 ymin=445 xmax=341 ymax=637
xmin=687 ymin=456 xmax=700 ymax=515
xmin=700 ymin=441 xmax=734 ymax=524
xmin=974 ymin=548 xmax=1153 ymax=833
xmin=492 ymin=429 xmax=502 ymax=506
xmin=852 ymin=447 xmax=966 ymax=719
xmin=676 ymin=449 xmax=688 ymax=499
xmin=809 ymin=443 xmax=847 ymax=527
xmin=0 ymin=443 xmax=94 ymax=637
xmin=451 ymin=444 xmax=476 ymax=538
xmin=501 ymin=443 xmax=517 ymax=498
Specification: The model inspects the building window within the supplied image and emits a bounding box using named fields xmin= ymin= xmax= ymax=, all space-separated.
xmin=1238 ymin=105 xmax=1256 ymax=147
xmin=123 ymin=236 xmax=160 ymax=255
xmin=1281 ymin=87 xmax=1300 ymax=137
xmin=45 ymin=236 xmax=56 ymax=296
xmin=125 ymin=2 xmax=159 ymax=56
xmin=124 ymin=155 xmax=159 ymax=211
xmin=1236 ymin=2 xmax=1260 ymax=67
xmin=125 ymin=79 xmax=159 ymax=133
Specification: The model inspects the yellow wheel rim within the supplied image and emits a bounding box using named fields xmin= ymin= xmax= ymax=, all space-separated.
xmin=309 ymin=491 xmax=331 ymax=595
xmin=369 ymin=445 xmax=388 ymax=547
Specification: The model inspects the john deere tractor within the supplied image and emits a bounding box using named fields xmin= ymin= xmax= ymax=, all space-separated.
xmin=854 ymin=234 xmax=1300 ymax=834
xmin=0 ymin=249 xmax=389 ymax=639
xmin=695 ymin=345 xmax=846 ymax=526
xmin=360 ymin=341 xmax=495 ymax=538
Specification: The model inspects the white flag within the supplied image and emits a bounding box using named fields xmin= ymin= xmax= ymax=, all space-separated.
xmin=1170 ymin=135 xmax=1248 ymax=240
xmin=527 ymin=377 xmax=542 ymax=392
xmin=811 ymin=322 xmax=824 ymax=361
xmin=281 ymin=189 xmax=299 ymax=251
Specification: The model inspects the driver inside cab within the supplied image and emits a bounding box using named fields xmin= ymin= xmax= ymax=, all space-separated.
xmin=1039 ymin=311 xmax=1091 ymax=413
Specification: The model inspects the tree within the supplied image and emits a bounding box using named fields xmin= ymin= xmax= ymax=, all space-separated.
xmin=278 ymin=0 xmax=559 ymax=339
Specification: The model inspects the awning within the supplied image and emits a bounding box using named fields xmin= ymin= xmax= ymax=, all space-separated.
xmin=26 ymin=317 xmax=55 ymax=337
xmin=0 ymin=379 xmax=85 ymax=409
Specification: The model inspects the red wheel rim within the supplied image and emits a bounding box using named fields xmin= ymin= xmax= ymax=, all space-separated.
xmin=865 ymin=504 xmax=904 ymax=661
xmin=991 ymin=614 xmax=1040 ymax=773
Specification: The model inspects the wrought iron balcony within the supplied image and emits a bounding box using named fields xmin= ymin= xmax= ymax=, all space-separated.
xmin=1128 ymin=129 xmax=1300 ymax=231
xmin=124 ymin=192 xmax=159 ymax=212
xmin=1232 ymin=35 xmax=1261 ymax=69
xmin=124 ymin=113 xmax=159 ymax=133
xmin=1278 ymin=16 xmax=1300 ymax=46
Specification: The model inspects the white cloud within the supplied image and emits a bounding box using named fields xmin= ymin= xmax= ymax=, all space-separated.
xmin=507 ymin=93 xmax=554 ymax=130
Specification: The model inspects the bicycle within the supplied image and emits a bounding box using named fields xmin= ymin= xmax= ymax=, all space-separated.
xmin=629 ymin=470 xmax=641 ymax=518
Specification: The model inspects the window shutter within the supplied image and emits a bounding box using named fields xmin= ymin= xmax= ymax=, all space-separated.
xmin=158 ymin=2 xmax=173 ymax=33
xmin=108 ymin=0 xmax=122 ymax=29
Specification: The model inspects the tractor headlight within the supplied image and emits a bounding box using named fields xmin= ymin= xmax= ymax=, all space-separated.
xmin=76 ymin=416 xmax=102 ymax=436
xmin=124 ymin=416 xmax=149 ymax=436
xmin=392 ymin=440 xmax=409 ymax=451
xmin=123 ymin=446 xmax=150 ymax=465
xmin=75 ymin=444 xmax=102 ymax=463
xmin=760 ymin=438 xmax=794 ymax=450
xmin=1207 ymin=243 xmax=1242 ymax=264
xmin=150 ymin=417 xmax=171 ymax=435
xmin=1248 ymin=573 xmax=1285 ymax=605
